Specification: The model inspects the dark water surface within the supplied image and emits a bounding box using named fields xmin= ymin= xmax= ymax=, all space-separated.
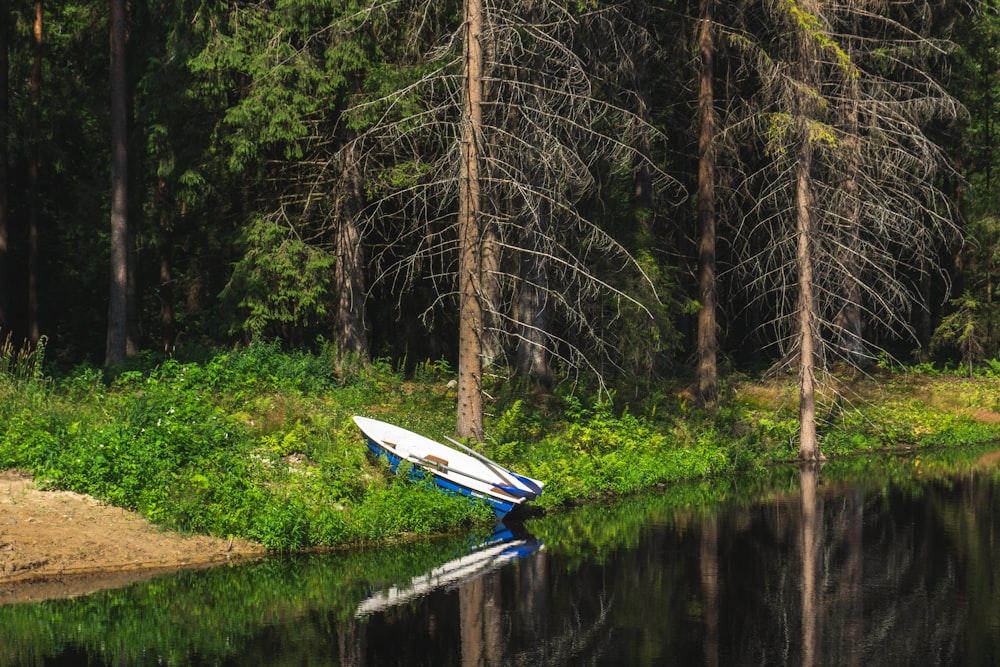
xmin=4 ymin=450 xmax=1000 ymax=666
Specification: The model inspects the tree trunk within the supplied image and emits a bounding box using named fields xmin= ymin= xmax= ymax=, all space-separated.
xmin=513 ymin=0 xmax=554 ymax=390
xmin=157 ymin=177 xmax=174 ymax=352
xmin=694 ymin=0 xmax=718 ymax=407
xmin=796 ymin=125 xmax=821 ymax=461
xmin=799 ymin=461 xmax=822 ymax=667
xmin=127 ymin=222 xmax=139 ymax=356
xmin=916 ymin=257 xmax=932 ymax=361
xmin=27 ymin=0 xmax=41 ymax=345
xmin=517 ymin=221 xmax=553 ymax=389
xmin=700 ymin=517 xmax=720 ymax=667
xmin=334 ymin=145 xmax=369 ymax=364
xmin=456 ymin=0 xmax=485 ymax=441
xmin=0 ymin=3 xmax=8 ymax=333
xmin=459 ymin=577 xmax=485 ymax=667
xmin=833 ymin=29 xmax=865 ymax=367
xmin=480 ymin=216 xmax=502 ymax=371
xmin=106 ymin=0 xmax=129 ymax=367
xmin=794 ymin=0 xmax=823 ymax=461
xmin=158 ymin=233 xmax=174 ymax=352
xmin=337 ymin=618 xmax=366 ymax=667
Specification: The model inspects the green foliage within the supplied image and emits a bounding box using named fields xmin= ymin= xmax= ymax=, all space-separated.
xmin=929 ymin=214 xmax=1000 ymax=373
xmin=411 ymin=357 xmax=455 ymax=384
xmin=492 ymin=399 xmax=544 ymax=446
xmin=984 ymin=358 xmax=1000 ymax=378
xmin=607 ymin=246 xmax=683 ymax=382
xmin=491 ymin=394 xmax=734 ymax=508
xmin=0 ymin=346 xmax=489 ymax=551
xmin=223 ymin=217 xmax=336 ymax=340
xmin=4 ymin=343 xmax=1000 ymax=554
xmin=189 ymin=2 xmax=340 ymax=169
xmin=780 ymin=0 xmax=854 ymax=74
xmin=932 ymin=292 xmax=988 ymax=376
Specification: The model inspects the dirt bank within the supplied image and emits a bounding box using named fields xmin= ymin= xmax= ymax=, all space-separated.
xmin=0 ymin=470 xmax=266 ymax=606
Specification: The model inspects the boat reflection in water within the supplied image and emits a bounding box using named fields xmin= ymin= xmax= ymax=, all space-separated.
xmin=355 ymin=524 xmax=542 ymax=616
xmin=342 ymin=522 xmax=566 ymax=667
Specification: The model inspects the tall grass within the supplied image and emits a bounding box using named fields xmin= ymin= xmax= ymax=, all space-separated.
xmin=0 ymin=333 xmax=46 ymax=383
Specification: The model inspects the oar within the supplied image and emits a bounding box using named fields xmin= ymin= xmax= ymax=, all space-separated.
xmin=406 ymin=453 xmax=535 ymax=500
xmin=443 ymin=435 xmax=519 ymax=487
xmin=508 ymin=471 xmax=544 ymax=496
xmin=444 ymin=435 xmax=543 ymax=497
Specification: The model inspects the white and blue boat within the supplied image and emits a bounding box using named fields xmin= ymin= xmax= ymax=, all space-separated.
xmin=353 ymin=415 xmax=544 ymax=519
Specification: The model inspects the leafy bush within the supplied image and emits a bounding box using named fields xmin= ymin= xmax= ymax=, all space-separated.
xmin=223 ymin=216 xmax=336 ymax=341
xmin=0 ymin=347 xmax=501 ymax=550
xmin=492 ymin=395 xmax=734 ymax=507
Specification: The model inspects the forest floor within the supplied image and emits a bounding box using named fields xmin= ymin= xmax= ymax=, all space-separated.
xmin=0 ymin=469 xmax=266 ymax=606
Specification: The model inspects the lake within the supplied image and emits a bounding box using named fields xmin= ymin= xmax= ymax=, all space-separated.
xmin=3 ymin=447 xmax=1000 ymax=665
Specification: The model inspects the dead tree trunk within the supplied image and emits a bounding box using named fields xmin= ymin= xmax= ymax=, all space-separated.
xmin=456 ymin=0 xmax=485 ymax=441
xmin=157 ymin=177 xmax=174 ymax=352
xmin=694 ymin=0 xmax=718 ymax=407
xmin=516 ymin=216 xmax=554 ymax=389
xmin=794 ymin=1 xmax=822 ymax=461
xmin=796 ymin=132 xmax=821 ymax=461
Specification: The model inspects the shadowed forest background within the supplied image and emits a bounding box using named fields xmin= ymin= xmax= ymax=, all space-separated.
xmin=2 ymin=1 xmax=1000 ymax=440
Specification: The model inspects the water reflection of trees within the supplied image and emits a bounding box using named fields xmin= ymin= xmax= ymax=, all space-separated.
xmin=6 ymin=463 xmax=1000 ymax=665
xmin=337 ymin=466 xmax=1000 ymax=665
xmin=717 ymin=466 xmax=974 ymax=666
xmin=452 ymin=550 xmax=612 ymax=667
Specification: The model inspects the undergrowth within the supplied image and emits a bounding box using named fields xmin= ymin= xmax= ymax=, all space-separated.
xmin=2 ymin=340 xmax=1000 ymax=551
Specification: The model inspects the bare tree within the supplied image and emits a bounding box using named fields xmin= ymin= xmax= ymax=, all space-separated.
xmin=830 ymin=20 xmax=864 ymax=365
xmin=821 ymin=0 xmax=964 ymax=370
xmin=456 ymin=0 xmax=486 ymax=439
xmin=729 ymin=1 xmax=963 ymax=459
xmin=694 ymin=0 xmax=719 ymax=407
xmin=630 ymin=0 xmax=655 ymax=239
xmin=792 ymin=0 xmax=823 ymax=461
xmin=345 ymin=0 xmax=683 ymax=438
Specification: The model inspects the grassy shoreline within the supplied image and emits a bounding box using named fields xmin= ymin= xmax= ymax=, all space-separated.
xmin=3 ymin=343 xmax=1000 ymax=551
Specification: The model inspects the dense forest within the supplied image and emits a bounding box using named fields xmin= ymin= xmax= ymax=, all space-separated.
xmin=1 ymin=1 xmax=998 ymax=454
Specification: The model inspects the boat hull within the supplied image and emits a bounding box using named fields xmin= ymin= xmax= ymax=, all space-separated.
xmin=353 ymin=416 xmax=543 ymax=519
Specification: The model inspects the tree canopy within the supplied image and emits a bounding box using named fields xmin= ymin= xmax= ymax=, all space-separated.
xmin=0 ymin=0 xmax=994 ymax=447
